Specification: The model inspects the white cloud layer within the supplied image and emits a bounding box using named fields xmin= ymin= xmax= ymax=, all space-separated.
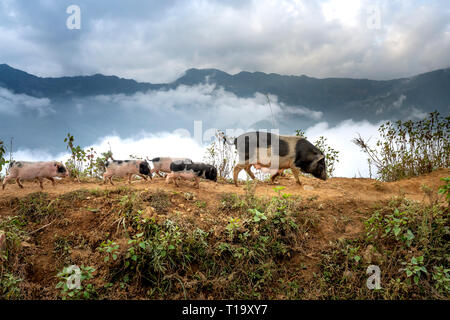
xmin=0 ymin=87 xmax=53 ymax=116
xmin=94 ymin=84 xmax=320 ymax=129
xmin=305 ymin=119 xmax=381 ymax=178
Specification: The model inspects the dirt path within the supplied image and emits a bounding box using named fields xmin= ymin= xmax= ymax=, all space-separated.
xmin=1 ymin=168 xmax=448 ymax=205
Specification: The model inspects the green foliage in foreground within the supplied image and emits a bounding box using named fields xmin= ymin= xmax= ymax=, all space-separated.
xmin=318 ymin=196 xmax=449 ymax=299
xmin=0 ymin=181 xmax=448 ymax=300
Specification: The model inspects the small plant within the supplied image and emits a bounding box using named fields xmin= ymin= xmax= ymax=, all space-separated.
xmin=98 ymin=240 xmax=120 ymax=262
xmin=64 ymin=133 xmax=87 ymax=181
xmin=195 ymin=201 xmax=207 ymax=208
xmin=226 ymin=217 xmax=241 ymax=240
xmin=56 ymin=265 xmax=97 ymax=300
xmin=431 ymin=266 xmax=450 ymax=294
xmin=365 ymin=207 xmax=415 ymax=247
xmin=400 ymin=256 xmax=428 ymax=285
xmin=0 ymin=139 xmax=8 ymax=174
xmin=0 ymin=273 xmax=22 ymax=299
xmin=273 ymin=186 xmax=285 ymax=196
xmin=249 ymin=208 xmax=267 ymax=223
xmin=438 ymin=177 xmax=450 ymax=202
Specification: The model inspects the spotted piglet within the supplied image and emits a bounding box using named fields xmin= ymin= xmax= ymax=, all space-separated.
xmin=103 ymin=160 xmax=152 ymax=185
xmin=166 ymin=161 xmax=217 ymax=189
xmin=2 ymin=161 xmax=69 ymax=190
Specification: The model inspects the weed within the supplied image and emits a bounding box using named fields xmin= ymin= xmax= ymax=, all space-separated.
xmin=354 ymin=112 xmax=449 ymax=181
xmin=98 ymin=240 xmax=120 ymax=263
xmin=0 ymin=273 xmax=22 ymax=299
xmin=438 ymin=177 xmax=450 ymax=202
xmin=56 ymin=265 xmax=97 ymax=300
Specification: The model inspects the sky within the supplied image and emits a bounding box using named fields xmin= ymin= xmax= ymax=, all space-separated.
xmin=0 ymin=0 xmax=448 ymax=179
xmin=0 ymin=0 xmax=449 ymax=83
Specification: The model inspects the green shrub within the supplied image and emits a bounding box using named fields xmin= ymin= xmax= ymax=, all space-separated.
xmin=354 ymin=111 xmax=449 ymax=181
xmin=0 ymin=139 xmax=8 ymax=175
xmin=316 ymin=193 xmax=449 ymax=299
xmin=0 ymin=273 xmax=22 ymax=300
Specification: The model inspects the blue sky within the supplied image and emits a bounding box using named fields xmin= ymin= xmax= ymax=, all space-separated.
xmin=1 ymin=0 xmax=449 ymax=82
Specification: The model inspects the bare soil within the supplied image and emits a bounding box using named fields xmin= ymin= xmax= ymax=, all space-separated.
xmin=0 ymin=168 xmax=448 ymax=299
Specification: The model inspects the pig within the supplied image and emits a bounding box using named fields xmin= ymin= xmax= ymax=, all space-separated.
xmin=2 ymin=161 xmax=69 ymax=190
xmin=166 ymin=160 xmax=217 ymax=189
xmin=149 ymin=157 xmax=193 ymax=177
xmin=233 ymin=131 xmax=327 ymax=186
xmin=103 ymin=159 xmax=152 ymax=185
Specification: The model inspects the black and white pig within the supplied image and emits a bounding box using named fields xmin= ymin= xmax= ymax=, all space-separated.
xmin=166 ymin=160 xmax=217 ymax=189
xmin=149 ymin=157 xmax=193 ymax=177
xmin=103 ymin=160 xmax=152 ymax=185
xmin=233 ymin=131 xmax=327 ymax=186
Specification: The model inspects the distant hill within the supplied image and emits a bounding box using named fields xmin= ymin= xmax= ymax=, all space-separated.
xmin=0 ymin=63 xmax=449 ymax=123
xmin=0 ymin=64 xmax=162 ymax=97
xmin=172 ymin=67 xmax=450 ymax=121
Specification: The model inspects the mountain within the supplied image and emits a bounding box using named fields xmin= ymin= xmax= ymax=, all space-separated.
xmin=0 ymin=64 xmax=163 ymax=98
xmin=173 ymin=67 xmax=450 ymax=121
xmin=0 ymin=63 xmax=449 ymax=155
xmin=1 ymin=64 xmax=449 ymax=122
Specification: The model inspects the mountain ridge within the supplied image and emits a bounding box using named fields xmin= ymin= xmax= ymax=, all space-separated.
xmin=0 ymin=63 xmax=449 ymax=122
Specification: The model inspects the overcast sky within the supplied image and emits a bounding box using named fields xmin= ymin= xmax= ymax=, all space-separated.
xmin=1 ymin=0 xmax=449 ymax=83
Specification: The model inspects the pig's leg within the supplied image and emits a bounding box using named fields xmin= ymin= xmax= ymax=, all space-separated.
xmin=270 ymin=171 xmax=280 ymax=184
xmin=244 ymin=165 xmax=256 ymax=180
xmin=2 ymin=175 xmax=12 ymax=190
xmin=109 ymin=176 xmax=115 ymax=186
xmin=166 ymin=173 xmax=174 ymax=185
xmin=194 ymin=176 xmax=200 ymax=189
xmin=174 ymin=175 xmax=180 ymax=187
xmin=46 ymin=177 xmax=56 ymax=186
xmin=16 ymin=178 xmax=24 ymax=189
xmin=290 ymin=165 xmax=302 ymax=185
xmin=37 ymin=177 xmax=44 ymax=190
xmin=102 ymin=173 xmax=109 ymax=185
xmin=127 ymin=173 xmax=133 ymax=185
xmin=138 ymin=174 xmax=148 ymax=181
xmin=233 ymin=164 xmax=246 ymax=187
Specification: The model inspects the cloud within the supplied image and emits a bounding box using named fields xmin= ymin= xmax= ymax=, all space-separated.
xmin=0 ymin=87 xmax=53 ymax=116
xmin=305 ymin=119 xmax=382 ymax=178
xmin=94 ymin=84 xmax=320 ymax=129
xmin=0 ymin=0 xmax=448 ymax=82
xmin=89 ymin=131 xmax=206 ymax=162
